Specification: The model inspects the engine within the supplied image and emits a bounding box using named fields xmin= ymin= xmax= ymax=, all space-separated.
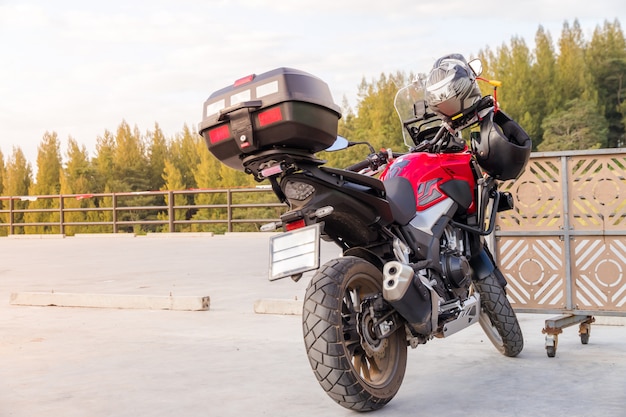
xmin=439 ymin=226 xmax=472 ymax=297
xmin=382 ymin=225 xmax=478 ymax=341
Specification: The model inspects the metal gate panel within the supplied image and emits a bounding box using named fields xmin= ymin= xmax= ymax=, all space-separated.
xmin=497 ymin=236 xmax=567 ymax=311
xmin=498 ymin=156 xmax=564 ymax=232
xmin=568 ymin=154 xmax=626 ymax=231
xmin=572 ymin=236 xmax=626 ymax=312
xmin=495 ymin=149 xmax=626 ymax=316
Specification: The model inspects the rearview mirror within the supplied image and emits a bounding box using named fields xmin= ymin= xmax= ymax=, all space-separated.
xmin=324 ymin=136 xmax=349 ymax=152
xmin=468 ymin=59 xmax=483 ymax=76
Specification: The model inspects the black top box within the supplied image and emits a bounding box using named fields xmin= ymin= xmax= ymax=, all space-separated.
xmin=198 ymin=67 xmax=342 ymax=171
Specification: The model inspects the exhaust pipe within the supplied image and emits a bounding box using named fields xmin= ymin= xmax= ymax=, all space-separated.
xmin=383 ymin=261 xmax=438 ymax=335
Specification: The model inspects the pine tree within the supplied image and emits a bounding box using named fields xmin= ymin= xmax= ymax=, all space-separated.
xmin=555 ymin=20 xmax=598 ymax=106
xmin=351 ymin=72 xmax=406 ymax=150
xmin=24 ymin=132 xmax=62 ymax=233
xmin=168 ymin=125 xmax=204 ymax=213
xmin=586 ymin=19 xmax=626 ymax=147
xmin=338 ymin=96 xmax=356 ymax=140
xmin=158 ymin=159 xmax=188 ymax=232
xmin=147 ymin=122 xmax=169 ymax=191
xmin=63 ymin=137 xmax=94 ymax=194
xmin=60 ymin=138 xmax=98 ymax=235
xmin=2 ymin=147 xmax=31 ymax=196
xmin=170 ymin=124 xmax=203 ymax=190
xmin=90 ymin=130 xmax=117 ymax=232
xmin=92 ymin=129 xmax=116 ymax=193
xmin=528 ymin=26 xmax=558 ymax=148
xmin=191 ymin=143 xmax=225 ymax=233
xmin=488 ymin=37 xmax=533 ymax=140
xmin=112 ymin=120 xmax=149 ymax=192
xmin=2 ymin=147 xmax=32 ymax=234
xmin=539 ymin=99 xmax=608 ymax=151
xmin=30 ymin=131 xmax=62 ymax=195
xmin=111 ymin=121 xmax=154 ymax=233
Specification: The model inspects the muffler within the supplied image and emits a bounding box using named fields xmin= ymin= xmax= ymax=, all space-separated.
xmin=382 ymin=261 xmax=439 ymax=335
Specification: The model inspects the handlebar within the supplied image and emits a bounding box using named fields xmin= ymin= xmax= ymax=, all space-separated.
xmin=345 ymin=160 xmax=372 ymax=172
xmin=345 ymin=149 xmax=405 ymax=173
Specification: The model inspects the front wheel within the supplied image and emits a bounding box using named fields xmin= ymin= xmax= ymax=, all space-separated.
xmin=302 ymin=256 xmax=407 ymax=411
xmin=473 ymin=269 xmax=524 ymax=357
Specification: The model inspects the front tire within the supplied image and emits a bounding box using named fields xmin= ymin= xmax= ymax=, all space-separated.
xmin=473 ymin=269 xmax=524 ymax=357
xmin=302 ymin=256 xmax=407 ymax=411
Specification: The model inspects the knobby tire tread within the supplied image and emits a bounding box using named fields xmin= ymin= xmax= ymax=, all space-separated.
xmin=474 ymin=271 xmax=524 ymax=357
xmin=302 ymin=257 xmax=405 ymax=411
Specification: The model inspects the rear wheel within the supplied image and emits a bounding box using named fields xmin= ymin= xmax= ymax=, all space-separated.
xmin=302 ymin=256 xmax=407 ymax=411
xmin=473 ymin=270 xmax=524 ymax=357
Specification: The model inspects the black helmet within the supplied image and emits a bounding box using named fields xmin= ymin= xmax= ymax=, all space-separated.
xmin=472 ymin=109 xmax=532 ymax=180
xmin=425 ymin=54 xmax=482 ymax=119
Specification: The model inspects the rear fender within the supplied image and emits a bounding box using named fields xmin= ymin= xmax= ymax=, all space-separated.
xmin=343 ymin=247 xmax=385 ymax=271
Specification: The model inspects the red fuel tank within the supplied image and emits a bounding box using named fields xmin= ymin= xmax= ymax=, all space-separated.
xmin=380 ymin=151 xmax=477 ymax=214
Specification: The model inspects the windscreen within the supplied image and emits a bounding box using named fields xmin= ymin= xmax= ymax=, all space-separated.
xmin=393 ymin=74 xmax=442 ymax=147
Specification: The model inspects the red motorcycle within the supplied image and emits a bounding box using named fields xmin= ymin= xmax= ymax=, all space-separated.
xmin=199 ymin=54 xmax=532 ymax=411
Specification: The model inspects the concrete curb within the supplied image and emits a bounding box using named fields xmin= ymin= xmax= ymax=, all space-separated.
xmin=225 ymin=232 xmax=279 ymax=238
xmin=145 ymin=232 xmax=215 ymax=238
xmin=6 ymin=234 xmax=66 ymax=239
xmin=73 ymin=233 xmax=137 ymax=239
xmin=253 ymin=298 xmax=303 ymax=315
xmin=9 ymin=292 xmax=210 ymax=311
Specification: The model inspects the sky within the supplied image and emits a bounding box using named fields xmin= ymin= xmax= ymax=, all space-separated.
xmin=0 ymin=0 xmax=624 ymax=169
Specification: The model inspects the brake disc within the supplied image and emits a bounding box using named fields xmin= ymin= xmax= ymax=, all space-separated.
xmin=357 ymin=308 xmax=388 ymax=360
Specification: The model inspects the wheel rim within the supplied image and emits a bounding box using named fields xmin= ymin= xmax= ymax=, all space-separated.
xmin=479 ymin=309 xmax=505 ymax=353
xmin=340 ymin=272 xmax=401 ymax=387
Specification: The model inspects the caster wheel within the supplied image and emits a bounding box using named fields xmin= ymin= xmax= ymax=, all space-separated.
xmin=544 ymin=334 xmax=557 ymax=358
xmin=580 ymin=333 xmax=590 ymax=345
xmin=579 ymin=321 xmax=591 ymax=345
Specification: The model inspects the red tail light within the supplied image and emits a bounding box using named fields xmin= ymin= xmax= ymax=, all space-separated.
xmin=285 ymin=219 xmax=306 ymax=231
xmin=234 ymin=74 xmax=255 ymax=86
xmin=207 ymin=125 xmax=230 ymax=144
xmin=257 ymin=107 xmax=283 ymax=127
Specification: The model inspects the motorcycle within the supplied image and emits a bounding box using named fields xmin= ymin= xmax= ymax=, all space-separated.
xmin=198 ymin=56 xmax=531 ymax=411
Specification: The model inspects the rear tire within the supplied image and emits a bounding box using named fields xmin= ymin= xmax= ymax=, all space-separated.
xmin=473 ymin=270 xmax=524 ymax=357
xmin=302 ymin=256 xmax=407 ymax=411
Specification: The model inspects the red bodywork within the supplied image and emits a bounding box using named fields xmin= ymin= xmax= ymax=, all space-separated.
xmin=380 ymin=150 xmax=477 ymax=214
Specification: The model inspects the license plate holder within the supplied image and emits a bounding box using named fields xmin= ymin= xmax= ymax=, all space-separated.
xmin=268 ymin=224 xmax=321 ymax=281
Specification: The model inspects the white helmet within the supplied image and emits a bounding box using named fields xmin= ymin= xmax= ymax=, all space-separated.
xmin=424 ymin=54 xmax=482 ymax=120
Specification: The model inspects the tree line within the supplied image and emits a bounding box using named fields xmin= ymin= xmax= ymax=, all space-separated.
xmin=0 ymin=18 xmax=624 ymax=234
xmin=337 ymin=18 xmax=626 ymax=154
xmin=0 ymin=124 xmax=269 ymax=234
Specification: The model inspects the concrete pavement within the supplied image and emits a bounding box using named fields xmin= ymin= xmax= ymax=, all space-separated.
xmin=0 ymin=233 xmax=625 ymax=417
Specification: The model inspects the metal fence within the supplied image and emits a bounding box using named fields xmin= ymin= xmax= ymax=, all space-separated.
xmin=495 ymin=148 xmax=626 ymax=317
xmin=2 ymin=150 xmax=625 ymax=318
xmin=0 ymin=187 xmax=284 ymax=235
